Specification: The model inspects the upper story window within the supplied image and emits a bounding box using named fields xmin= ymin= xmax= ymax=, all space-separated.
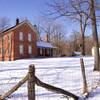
xmin=19 ymin=32 xmax=24 ymax=41
xmin=28 ymin=33 xmax=32 ymax=42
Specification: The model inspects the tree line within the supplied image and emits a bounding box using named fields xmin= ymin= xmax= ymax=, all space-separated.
xmin=38 ymin=0 xmax=100 ymax=71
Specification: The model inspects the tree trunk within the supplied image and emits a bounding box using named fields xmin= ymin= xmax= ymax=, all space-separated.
xmin=90 ymin=0 xmax=100 ymax=71
xmin=80 ymin=15 xmax=85 ymax=56
xmin=80 ymin=58 xmax=88 ymax=94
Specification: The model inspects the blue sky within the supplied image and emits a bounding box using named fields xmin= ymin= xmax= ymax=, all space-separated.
xmin=0 ymin=0 xmax=99 ymax=36
xmin=0 ymin=0 xmax=71 ymax=34
xmin=0 ymin=0 xmax=49 ymax=24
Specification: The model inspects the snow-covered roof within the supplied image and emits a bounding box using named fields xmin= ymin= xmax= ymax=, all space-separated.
xmin=37 ymin=41 xmax=54 ymax=48
xmin=74 ymin=51 xmax=81 ymax=55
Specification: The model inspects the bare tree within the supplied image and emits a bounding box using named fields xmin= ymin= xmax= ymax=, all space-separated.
xmin=85 ymin=36 xmax=93 ymax=55
xmin=38 ymin=20 xmax=67 ymax=56
xmin=90 ymin=0 xmax=100 ymax=71
xmin=47 ymin=0 xmax=90 ymax=55
xmin=69 ymin=31 xmax=81 ymax=53
xmin=0 ymin=17 xmax=10 ymax=31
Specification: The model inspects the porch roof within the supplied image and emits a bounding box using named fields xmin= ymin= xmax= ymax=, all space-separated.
xmin=37 ymin=41 xmax=53 ymax=48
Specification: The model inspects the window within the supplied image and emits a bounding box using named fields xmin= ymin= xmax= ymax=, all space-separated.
xmin=19 ymin=44 xmax=24 ymax=55
xmin=28 ymin=45 xmax=32 ymax=54
xmin=28 ymin=33 xmax=32 ymax=42
xmin=19 ymin=32 xmax=23 ymax=41
xmin=40 ymin=48 xmax=42 ymax=55
xmin=47 ymin=49 xmax=49 ymax=54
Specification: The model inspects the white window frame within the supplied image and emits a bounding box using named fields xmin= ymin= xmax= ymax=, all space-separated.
xmin=28 ymin=45 xmax=32 ymax=54
xmin=19 ymin=44 xmax=24 ymax=55
xmin=19 ymin=32 xmax=24 ymax=41
xmin=28 ymin=33 xmax=32 ymax=42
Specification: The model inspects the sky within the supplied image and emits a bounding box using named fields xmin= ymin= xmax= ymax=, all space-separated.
xmin=0 ymin=0 xmax=99 ymax=36
xmin=0 ymin=0 xmax=49 ymax=24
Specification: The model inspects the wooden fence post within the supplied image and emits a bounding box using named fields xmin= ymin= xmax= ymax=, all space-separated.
xmin=80 ymin=58 xmax=88 ymax=94
xmin=28 ymin=64 xmax=35 ymax=100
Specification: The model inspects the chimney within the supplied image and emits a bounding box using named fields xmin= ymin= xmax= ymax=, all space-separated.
xmin=34 ymin=25 xmax=38 ymax=31
xmin=44 ymin=33 xmax=50 ymax=42
xmin=34 ymin=25 xmax=40 ymax=40
xmin=16 ymin=18 xmax=19 ymax=25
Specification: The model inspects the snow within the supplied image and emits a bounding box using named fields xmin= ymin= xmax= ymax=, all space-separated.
xmin=74 ymin=51 xmax=81 ymax=55
xmin=37 ymin=41 xmax=53 ymax=48
xmin=0 ymin=56 xmax=100 ymax=100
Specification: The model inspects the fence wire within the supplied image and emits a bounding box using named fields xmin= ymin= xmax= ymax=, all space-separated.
xmin=0 ymin=57 xmax=99 ymax=100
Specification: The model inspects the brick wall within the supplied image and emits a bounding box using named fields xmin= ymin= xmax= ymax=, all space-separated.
xmin=0 ymin=23 xmax=37 ymax=61
xmin=13 ymin=23 xmax=37 ymax=60
xmin=0 ymin=32 xmax=14 ymax=61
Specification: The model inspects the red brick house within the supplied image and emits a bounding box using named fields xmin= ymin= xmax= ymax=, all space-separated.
xmin=0 ymin=19 xmax=54 ymax=61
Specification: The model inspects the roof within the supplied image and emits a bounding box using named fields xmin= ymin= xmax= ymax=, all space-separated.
xmin=1 ymin=21 xmax=23 ymax=33
xmin=0 ymin=20 xmax=37 ymax=36
xmin=37 ymin=41 xmax=54 ymax=48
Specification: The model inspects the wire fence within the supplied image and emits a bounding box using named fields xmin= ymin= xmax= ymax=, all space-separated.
xmin=0 ymin=57 xmax=99 ymax=100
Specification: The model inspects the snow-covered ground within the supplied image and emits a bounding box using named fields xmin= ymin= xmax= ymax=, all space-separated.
xmin=0 ymin=56 xmax=100 ymax=100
